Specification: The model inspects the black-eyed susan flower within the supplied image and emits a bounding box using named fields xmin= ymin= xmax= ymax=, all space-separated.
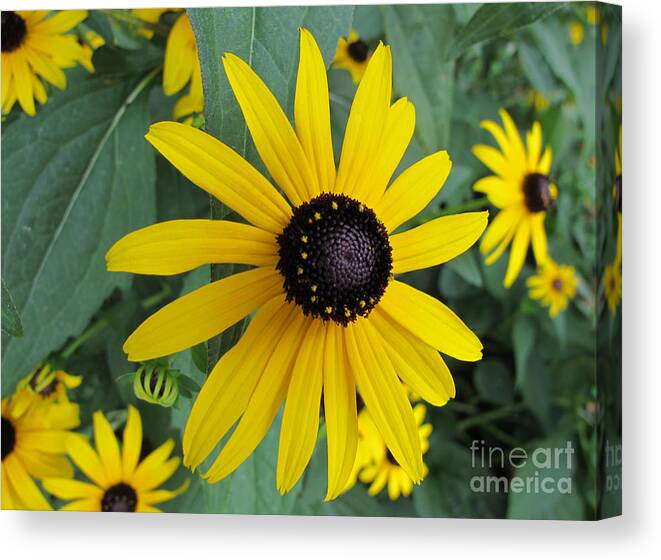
xmin=353 ymin=403 xmax=432 ymax=500
xmin=78 ymin=30 xmax=105 ymax=73
xmin=43 ymin=406 xmax=188 ymax=512
xmin=473 ymin=109 xmax=556 ymax=287
xmin=107 ymin=29 xmax=487 ymax=500
xmin=569 ymin=21 xmax=585 ymax=45
xmin=1 ymin=10 xmax=88 ymax=116
xmin=1 ymin=392 xmax=80 ymax=510
xmin=11 ymin=363 xmax=82 ymax=420
xmin=526 ymin=259 xmax=578 ymax=318
xmin=603 ymin=261 xmax=622 ymax=315
xmin=332 ymin=30 xmax=371 ymax=84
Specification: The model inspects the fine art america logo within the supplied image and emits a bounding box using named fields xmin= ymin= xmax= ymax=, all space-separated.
xmin=469 ymin=440 xmax=575 ymax=495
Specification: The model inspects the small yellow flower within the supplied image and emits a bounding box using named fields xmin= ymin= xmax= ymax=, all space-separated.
xmin=473 ymin=109 xmax=557 ymax=287
xmin=530 ymin=91 xmax=550 ymax=111
xmin=587 ymin=5 xmax=599 ymax=26
xmin=107 ymin=29 xmax=487 ymax=500
xmin=2 ymin=392 xmax=80 ymax=510
xmin=569 ymin=21 xmax=585 ymax=45
xmin=354 ymin=403 xmax=433 ymax=500
xmin=78 ymin=30 xmax=105 ymax=73
xmin=1 ymin=10 xmax=89 ymax=116
xmin=11 ymin=363 xmax=82 ymax=422
xmin=332 ymin=30 xmax=370 ymax=84
xmin=603 ymin=261 xmax=622 ymax=315
xmin=526 ymin=260 xmax=578 ymax=318
xmin=43 ymin=406 xmax=188 ymax=512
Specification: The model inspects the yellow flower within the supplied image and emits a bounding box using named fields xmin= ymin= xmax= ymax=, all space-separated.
xmin=587 ymin=5 xmax=599 ymax=26
xmin=1 ymin=392 xmax=80 ymax=510
xmin=473 ymin=109 xmax=557 ymax=287
xmin=1 ymin=10 xmax=89 ymax=116
xmin=530 ymin=91 xmax=550 ymax=112
xmin=569 ymin=21 xmax=585 ymax=45
xmin=43 ymin=406 xmax=188 ymax=512
xmin=131 ymin=8 xmax=175 ymax=39
xmin=603 ymin=261 xmax=622 ymax=315
xmin=332 ymin=30 xmax=371 ymax=84
xmin=107 ymin=29 xmax=486 ymax=500
xmin=10 ymin=363 xmax=82 ymax=422
xmin=78 ymin=30 xmax=105 ymax=73
xmin=526 ymin=259 xmax=578 ymax=318
xmin=355 ymin=403 xmax=432 ymax=500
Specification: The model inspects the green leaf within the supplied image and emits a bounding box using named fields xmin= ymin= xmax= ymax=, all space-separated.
xmin=445 ymin=249 xmax=483 ymax=288
xmin=382 ymin=4 xmax=455 ymax=151
xmin=448 ymin=2 xmax=564 ymax=59
xmin=187 ymin=6 xmax=354 ymax=370
xmin=1 ymin=70 xmax=158 ymax=393
xmin=512 ymin=314 xmax=537 ymax=388
xmin=473 ymin=359 xmax=514 ymax=405
xmin=1 ymin=277 xmax=23 ymax=338
xmin=507 ymin=436 xmax=584 ymax=519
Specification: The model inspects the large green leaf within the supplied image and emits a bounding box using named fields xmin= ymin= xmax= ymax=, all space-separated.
xmin=1 ymin=71 xmax=158 ymax=392
xmin=382 ymin=4 xmax=455 ymax=151
xmin=448 ymin=2 xmax=564 ymax=59
xmin=187 ymin=6 xmax=354 ymax=369
xmin=1 ymin=277 xmax=23 ymax=338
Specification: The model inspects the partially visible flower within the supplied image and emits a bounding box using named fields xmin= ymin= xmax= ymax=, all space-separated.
xmin=78 ymin=30 xmax=105 ymax=72
xmin=473 ymin=109 xmax=557 ymax=287
xmin=133 ymin=362 xmax=179 ymax=408
xmin=162 ymin=13 xmax=204 ymax=122
xmin=1 ymin=392 xmax=80 ymax=510
xmin=527 ymin=259 xmax=578 ymax=318
xmin=352 ymin=403 xmax=432 ymax=500
xmin=43 ymin=406 xmax=188 ymax=512
xmin=569 ymin=21 xmax=585 ymax=45
xmin=587 ymin=5 xmax=599 ymax=26
xmin=603 ymin=261 xmax=622 ymax=315
xmin=1 ymin=10 xmax=89 ymax=116
xmin=332 ymin=30 xmax=371 ymax=84
xmin=11 ymin=363 xmax=81 ymax=423
xmin=529 ymin=91 xmax=550 ymax=112
xmin=131 ymin=8 xmax=176 ymax=39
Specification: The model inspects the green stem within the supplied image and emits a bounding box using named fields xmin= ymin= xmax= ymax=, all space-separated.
xmin=60 ymin=283 xmax=171 ymax=360
xmin=457 ymin=402 xmax=527 ymax=432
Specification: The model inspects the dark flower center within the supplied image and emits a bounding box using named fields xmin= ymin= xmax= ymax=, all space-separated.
xmin=29 ymin=373 xmax=58 ymax=397
xmin=2 ymin=417 xmax=16 ymax=461
xmin=347 ymin=39 xmax=369 ymax=63
xmin=1 ymin=12 xmax=27 ymax=53
xmin=277 ymin=193 xmax=392 ymax=326
xmin=614 ymin=174 xmax=622 ymax=213
xmin=552 ymin=278 xmax=563 ymax=292
xmin=101 ymin=483 xmax=138 ymax=512
xmin=522 ymin=173 xmax=554 ymax=213
xmin=385 ymin=448 xmax=398 ymax=466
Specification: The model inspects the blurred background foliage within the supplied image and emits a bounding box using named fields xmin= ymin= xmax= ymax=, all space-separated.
xmin=1 ymin=2 xmax=621 ymax=519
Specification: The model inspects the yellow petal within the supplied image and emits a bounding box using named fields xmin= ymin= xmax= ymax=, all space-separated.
xmin=17 ymin=450 xmax=73 ymax=479
xmin=163 ymin=14 xmax=195 ymax=95
xmin=335 ymin=43 xmax=392 ymax=199
xmin=42 ymin=478 xmax=102 ymax=500
xmin=537 ymin=145 xmax=553 ymax=175
xmin=472 ymin=144 xmax=511 ymax=178
xmin=183 ymin=297 xmax=294 ymax=470
xmin=123 ymin=266 xmax=283 ymax=362
xmin=498 ymin=108 xmax=528 ymax=173
xmin=60 ymin=497 xmax=101 ymax=511
xmin=122 ymin=405 xmax=142 ymax=480
xmin=391 ymin=211 xmax=488 ymax=274
xmin=526 ymin=121 xmax=543 ymax=171
xmin=16 ymin=430 xmax=68 ymax=454
xmin=141 ymin=479 xmax=190 ymax=505
xmin=12 ymin=50 xmax=36 ymax=116
xmin=66 ymin=434 xmax=109 ymax=488
xmin=346 ymin=320 xmax=423 ymax=481
xmin=276 ymin=321 xmax=325 ymax=494
xmin=204 ymin=311 xmax=310 ymax=483
xmin=323 ymin=322 xmax=358 ymax=501
xmin=3 ymin=455 xmax=52 ymax=510
xmin=503 ymin=216 xmax=531 ymax=287
xmin=480 ymin=204 xmax=522 ymax=255
xmin=370 ymin=308 xmax=455 ymax=406
xmin=22 ymin=45 xmax=66 ymax=89
xmin=222 ymin=52 xmax=318 ymax=205
xmin=146 ymin=122 xmax=291 ymax=234
xmin=93 ymin=411 xmax=122 ymax=484
xmin=133 ymin=453 xmax=180 ymax=492
xmin=378 ymin=280 xmax=483 ymax=362
xmin=106 ymin=219 xmax=278 ymax=275
xmin=33 ymin=9 xmax=88 ymax=34
xmin=363 ymin=97 xmax=416 ymax=207
xmin=473 ymin=176 xmax=522 ymax=208
xmin=374 ymin=150 xmax=452 ymax=232
xmin=530 ymin=213 xmax=549 ymax=265
xmin=295 ymin=28 xmax=336 ymax=194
